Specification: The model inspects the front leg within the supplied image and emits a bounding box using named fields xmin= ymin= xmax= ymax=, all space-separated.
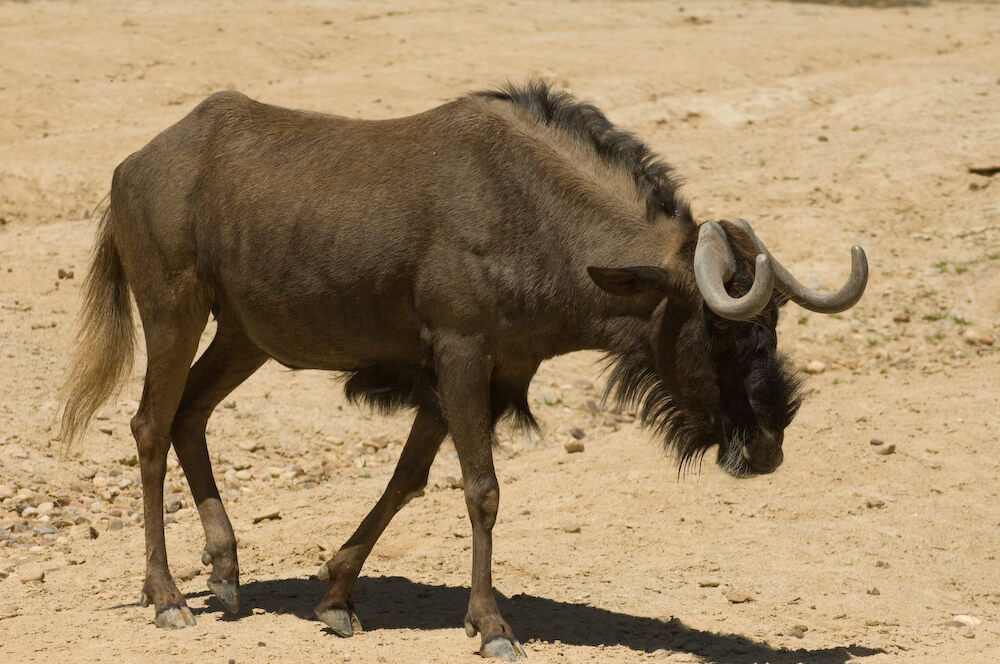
xmin=434 ymin=333 xmax=527 ymax=661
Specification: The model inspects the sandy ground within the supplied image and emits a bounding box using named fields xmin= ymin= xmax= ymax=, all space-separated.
xmin=2 ymin=1 xmax=1000 ymax=662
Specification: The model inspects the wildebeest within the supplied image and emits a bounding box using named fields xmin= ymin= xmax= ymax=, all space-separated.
xmin=61 ymin=81 xmax=867 ymax=660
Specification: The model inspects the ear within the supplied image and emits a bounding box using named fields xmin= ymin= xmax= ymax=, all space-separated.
xmin=587 ymin=266 xmax=679 ymax=297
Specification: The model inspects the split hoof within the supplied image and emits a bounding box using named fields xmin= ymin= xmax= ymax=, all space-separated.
xmin=316 ymin=606 xmax=361 ymax=637
xmin=480 ymin=636 xmax=527 ymax=661
xmin=154 ymin=605 xmax=196 ymax=629
xmin=207 ymin=578 xmax=240 ymax=614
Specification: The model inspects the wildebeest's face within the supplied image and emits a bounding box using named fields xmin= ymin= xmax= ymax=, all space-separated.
xmin=589 ymin=261 xmax=802 ymax=478
xmin=654 ymin=290 xmax=802 ymax=477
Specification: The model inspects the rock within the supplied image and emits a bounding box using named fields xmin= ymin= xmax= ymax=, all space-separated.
xmin=253 ymin=508 xmax=281 ymax=524
xmin=698 ymin=580 xmax=720 ymax=587
xmin=870 ymin=438 xmax=884 ymax=446
xmin=583 ymin=399 xmax=601 ymax=414
xmin=238 ymin=440 xmax=264 ymax=452
xmin=943 ymin=614 xmax=981 ymax=628
xmin=724 ymin=588 xmax=752 ymax=603
xmin=37 ymin=501 xmax=56 ymax=515
xmin=18 ymin=564 xmax=45 ymax=583
xmin=563 ymin=524 xmax=581 ymax=533
xmin=57 ymin=268 xmax=74 ymax=279
xmin=963 ymin=329 xmax=994 ymax=346
xmin=0 ymin=484 xmax=14 ymax=499
xmin=164 ymin=494 xmax=184 ymax=513
xmin=98 ymin=426 xmax=114 ymax=435
xmin=564 ymin=439 xmax=585 ymax=454
xmin=780 ymin=627 xmax=806 ymax=638
xmin=222 ymin=400 xmax=237 ymax=409
xmin=874 ymin=444 xmax=896 ymax=456
xmin=569 ymin=427 xmax=586 ymax=440
xmin=174 ymin=566 xmax=200 ymax=582
xmin=69 ymin=525 xmax=98 ymax=540
xmin=892 ymin=312 xmax=910 ymax=323
xmin=107 ymin=518 xmax=124 ymax=531
xmin=30 ymin=474 xmax=47 ymax=485
xmin=804 ymin=360 xmax=827 ymax=374
xmin=235 ymin=469 xmax=252 ymax=482
xmin=445 ymin=475 xmax=464 ymax=490
xmin=867 ymin=587 xmax=880 ymax=595
xmin=81 ymin=466 xmax=100 ymax=480
xmin=266 ymin=466 xmax=283 ymax=478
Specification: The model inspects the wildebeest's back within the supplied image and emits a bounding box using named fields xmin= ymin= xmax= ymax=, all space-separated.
xmin=114 ymin=91 xmax=515 ymax=369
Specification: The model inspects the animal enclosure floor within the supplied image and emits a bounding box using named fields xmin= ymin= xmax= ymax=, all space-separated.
xmin=2 ymin=1 xmax=999 ymax=662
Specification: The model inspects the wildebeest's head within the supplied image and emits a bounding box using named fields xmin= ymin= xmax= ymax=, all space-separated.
xmin=589 ymin=218 xmax=867 ymax=477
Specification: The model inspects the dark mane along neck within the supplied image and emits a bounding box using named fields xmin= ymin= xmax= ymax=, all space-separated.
xmin=475 ymin=80 xmax=695 ymax=227
xmin=603 ymin=343 xmax=714 ymax=475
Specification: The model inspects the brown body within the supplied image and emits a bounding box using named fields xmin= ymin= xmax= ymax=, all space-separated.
xmin=61 ymin=83 xmax=865 ymax=660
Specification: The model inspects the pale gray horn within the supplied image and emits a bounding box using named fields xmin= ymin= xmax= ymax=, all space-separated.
xmin=693 ymin=221 xmax=775 ymax=320
xmin=731 ymin=218 xmax=868 ymax=314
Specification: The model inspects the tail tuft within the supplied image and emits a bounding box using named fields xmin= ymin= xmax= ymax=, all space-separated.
xmin=60 ymin=206 xmax=136 ymax=451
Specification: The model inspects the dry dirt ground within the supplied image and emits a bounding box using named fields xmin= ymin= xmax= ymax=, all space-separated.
xmin=2 ymin=1 xmax=1000 ymax=662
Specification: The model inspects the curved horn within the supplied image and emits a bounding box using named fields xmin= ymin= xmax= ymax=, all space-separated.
xmin=694 ymin=221 xmax=775 ymax=320
xmin=731 ymin=218 xmax=868 ymax=314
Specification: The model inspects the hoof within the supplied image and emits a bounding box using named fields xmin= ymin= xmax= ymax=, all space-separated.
xmin=316 ymin=606 xmax=361 ymax=637
xmin=207 ymin=579 xmax=240 ymax=614
xmin=154 ymin=605 xmax=196 ymax=629
xmin=480 ymin=636 xmax=527 ymax=661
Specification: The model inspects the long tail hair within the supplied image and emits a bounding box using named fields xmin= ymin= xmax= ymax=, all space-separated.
xmin=59 ymin=205 xmax=136 ymax=450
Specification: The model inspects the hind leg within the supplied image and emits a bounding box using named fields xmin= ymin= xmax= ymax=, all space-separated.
xmin=170 ymin=323 xmax=267 ymax=615
xmin=315 ymin=405 xmax=448 ymax=636
xmin=131 ymin=303 xmax=209 ymax=628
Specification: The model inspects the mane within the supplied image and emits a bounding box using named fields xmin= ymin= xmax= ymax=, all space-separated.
xmin=476 ymin=80 xmax=695 ymax=226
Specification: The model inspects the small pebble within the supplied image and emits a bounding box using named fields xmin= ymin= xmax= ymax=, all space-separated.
xmin=780 ymin=627 xmax=806 ymax=638
xmin=98 ymin=426 xmax=113 ymax=435
xmin=867 ymin=587 xmax=880 ymax=596
xmin=963 ymin=329 xmax=994 ymax=346
xmin=564 ymin=439 xmax=585 ymax=454
xmin=175 ymin=566 xmax=200 ymax=582
xmin=892 ymin=312 xmax=910 ymax=323
xmin=874 ymin=444 xmax=896 ymax=456
xmin=698 ymin=580 xmax=720 ymax=587
xmin=943 ymin=614 xmax=981 ymax=628
xmin=108 ymin=518 xmax=124 ymax=531
xmin=445 ymin=475 xmax=464 ymax=490
xmin=805 ymin=360 xmax=827 ymax=374
xmin=239 ymin=441 xmax=264 ymax=452
xmin=724 ymin=589 xmax=752 ymax=603
xmin=569 ymin=427 xmax=586 ymax=440
xmin=563 ymin=524 xmax=581 ymax=534
xmin=164 ymin=495 xmax=184 ymax=513
xmin=253 ymin=508 xmax=281 ymax=524
xmin=18 ymin=564 xmax=45 ymax=583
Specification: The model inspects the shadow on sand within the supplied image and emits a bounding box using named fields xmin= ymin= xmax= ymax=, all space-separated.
xmin=182 ymin=575 xmax=883 ymax=663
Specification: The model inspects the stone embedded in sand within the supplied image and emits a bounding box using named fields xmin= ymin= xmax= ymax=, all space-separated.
xmin=874 ymin=443 xmax=896 ymax=456
xmin=18 ymin=564 xmax=45 ymax=583
xmin=175 ymin=566 xmax=200 ymax=582
xmin=253 ymin=507 xmax=281 ymax=523
xmin=698 ymin=580 xmax=720 ymax=587
xmin=238 ymin=440 xmax=264 ymax=452
xmin=564 ymin=439 xmax=585 ymax=453
xmin=804 ymin=360 xmax=827 ymax=374
xmin=563 ymin=524 xmax=581 ymax=533
xmin=943 ymin=614 xmax=981 ymax=628
xmin=724 ymin=588 xmax=752 ymax=603
xmin=164 ymin=494 xmax=184 ymax=513
xmin=963 ymin=329 xmax=994 ymax=346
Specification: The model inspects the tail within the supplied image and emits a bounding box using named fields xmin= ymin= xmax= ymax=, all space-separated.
xmin=60 ymin=205 xmax=136 ymax=450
